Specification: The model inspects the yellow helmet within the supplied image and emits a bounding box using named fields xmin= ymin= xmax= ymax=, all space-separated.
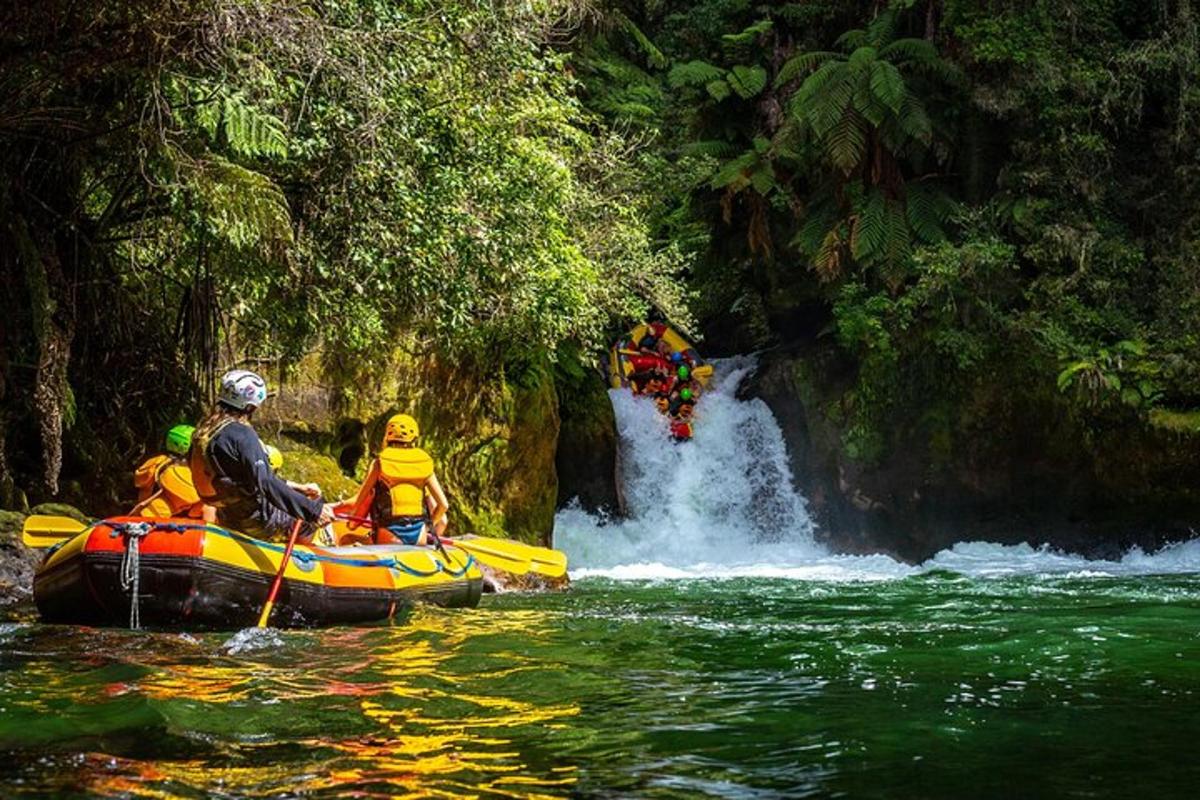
xmin=264 ymin=444 xmax=283 ymax=471
xmin=384 ymin=413 xmax=419 ymax=445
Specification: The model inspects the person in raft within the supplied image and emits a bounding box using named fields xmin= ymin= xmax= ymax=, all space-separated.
xmin=131 ymin=424 xmax=207 ymax=519
xmin=345 ymin=413 xmax=449 ymax=546
xmin=190 ymin=369 xmax=336 ymax=543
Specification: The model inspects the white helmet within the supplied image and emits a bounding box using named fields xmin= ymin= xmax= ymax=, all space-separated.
xmin=218 ymin=370 xmax=268 ymax=410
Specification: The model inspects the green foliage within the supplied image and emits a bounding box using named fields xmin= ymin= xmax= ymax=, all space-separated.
xmin=0 ymin=0 xmax=697 ymax=503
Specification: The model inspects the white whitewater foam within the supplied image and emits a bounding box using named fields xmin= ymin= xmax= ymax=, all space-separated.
xmin=556 ymin=356 xmax=824 ymax=573
xmin=554 ymin=356 xmax=1200 ymax=582
xmin=223 ymin=627 xmax=285 ymax=654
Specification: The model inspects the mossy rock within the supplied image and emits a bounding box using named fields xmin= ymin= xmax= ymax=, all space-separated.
xmin=29 ymin=503 xmax=89 ymax=523
xmin=260 ymin=435 xmax=361 ymax=501
xmin=0 ymin=510 xmax=27 ymax=549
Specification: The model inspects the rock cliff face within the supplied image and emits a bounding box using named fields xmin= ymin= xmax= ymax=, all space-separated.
xmin=746 ymin=345 xmax=1200 ymax=562
xmin=554 ymin=367 xmax=622 ymax=517
xmin=262 ymin=347 xmax=560 ymax=546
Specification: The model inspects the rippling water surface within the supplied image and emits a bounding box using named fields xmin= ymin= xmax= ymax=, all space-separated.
xmin=2 ymin=570 xmax=1200 ymax=798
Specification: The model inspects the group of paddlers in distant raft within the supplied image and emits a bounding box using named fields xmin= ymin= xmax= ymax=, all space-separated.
xmin=613 ymin=321 xmax=704 ymax=442
xmin=130 ymin=369 xmax=448 ymax=547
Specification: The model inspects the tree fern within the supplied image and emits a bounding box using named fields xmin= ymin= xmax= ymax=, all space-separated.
xmin=221 ymin=94 xmax=288 ymax=159
xmin=706 ymin=79 xmax=732 ymax=101
xmin=668 ymin=59 xmax=726 ymax=88
xmin=869 ymin=61 xmax=905 ymax=114
xmin=828 ymin=109 xmax=867 ymax=173
xmin=721 ymin=19 xmax=774 ymax=57
xmin=709 ymin=150 xmax=759 ymax=191
xmin=851 ymin=189 xmax=887 ymax=261
xmin=775 ymin=51 xmax=839 ymax=87
xmin=728 ymin=65 xmax=768 ymax=99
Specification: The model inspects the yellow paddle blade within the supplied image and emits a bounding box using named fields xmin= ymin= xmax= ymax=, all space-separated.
xmin=692 ymin=364 xmax=714 ymax=384
xmin=22 ymin=515 xmax=89 ymax=549
xmin=458 ymin=536 xmax=568 ymax=579
xmin=529 ymin=548 xmax=568 ymax=578
xmin=445 ymin=538 xmax=531 ymax=575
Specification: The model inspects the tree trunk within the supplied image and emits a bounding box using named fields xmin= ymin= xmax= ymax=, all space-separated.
xmin=10 ymin=211 xmax=75 ymax=498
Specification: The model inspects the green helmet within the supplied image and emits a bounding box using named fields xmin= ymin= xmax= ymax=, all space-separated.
xmin=677 ymin=365 xmax=690 ymax=380
xmin=680 ymin=388 xmax=694 ymax=402
xmin=165 ymin=424 xmax=195 ymax=456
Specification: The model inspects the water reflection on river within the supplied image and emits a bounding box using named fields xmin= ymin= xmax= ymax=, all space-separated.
xmin=3 ymin=574 xmax=1200 ymax=798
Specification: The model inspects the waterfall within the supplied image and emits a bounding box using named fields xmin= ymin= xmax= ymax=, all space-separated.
xmin=555 ymin=357 xmax=829 ymax=574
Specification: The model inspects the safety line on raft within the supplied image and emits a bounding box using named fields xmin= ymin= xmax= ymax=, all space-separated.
xmin=103 ymin=520 xmax=477 ymax=579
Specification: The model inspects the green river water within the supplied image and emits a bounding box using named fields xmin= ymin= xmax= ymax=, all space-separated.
xmin=2 ymin=570 xmax=1199 ymax=798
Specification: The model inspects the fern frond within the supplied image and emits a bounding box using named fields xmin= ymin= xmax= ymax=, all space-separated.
xmin=187 ymin=155 xmax=292 ymax=252
xmin=706 ymin=79 xmax=732 ymax=101
xmin=847 ymin=46 xmax=878 ymax=73
xmin=612 ymin=9 xmax=667 ymax=68
xmin=749 ymin=164 xmax=777 ymax=195
xmin=805 ymin=72 xmax=854 ymax=138
xmin=851 ymin=189 xmax=887 ymax=261
xmin=897 ymin=91 xmax=932 ymax=145
xmin=775 ymin=51 xmax=839 ymax=88
xmin=709 ymin=150 xmax=759 ymax=190
xmin=814 ymin=226 xmax=844 ymax=281
xmin=866 ymin=10 xmax=898 ymax=47
xmin=827 ymin=109 xmax=867 ymax=173
xmin=668 ymin=60 xmax=726 ymax=88
xmin=222 ymin=94 xmax=287 ymax=159
xmin=728 ymin=65 xmax=768 ymax=98
xmin=878 ymin=38 xmax=937 ymax=64
xmin=868 ymin=60 xmax=905 ymax=114
xmin=836 ymin=28 xmax=867 ymax=52
xmin=722 ymin=19 xmax=774 ymax=48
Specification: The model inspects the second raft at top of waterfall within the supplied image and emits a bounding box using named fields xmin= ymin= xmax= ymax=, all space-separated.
xmin=609 ymin=322 xmax=712 ymax=442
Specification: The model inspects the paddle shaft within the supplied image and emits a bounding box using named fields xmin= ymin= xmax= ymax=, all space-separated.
xmin=257 ymin=518 xmax=303 ymax=628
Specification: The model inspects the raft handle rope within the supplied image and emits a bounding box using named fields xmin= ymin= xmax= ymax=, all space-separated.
xmin=112 ymin=521 xmax=154 ymax=630
xmin=99 ymin=520 xmax=472 ymax=582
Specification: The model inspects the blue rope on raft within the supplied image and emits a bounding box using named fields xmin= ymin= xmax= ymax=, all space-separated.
xmin=102 ymin=520 xmax=476 ymax=579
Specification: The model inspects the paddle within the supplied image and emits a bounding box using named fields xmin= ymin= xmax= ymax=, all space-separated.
xmin=257 ymin=517 xmax=303 ymax=628
xmin=336 ymin=514 xmax=541 ymax=576
xmin=455 ymin=534 xmax=568 ymax=579
xmin=22 ymin=515 xmax=89 ymax=549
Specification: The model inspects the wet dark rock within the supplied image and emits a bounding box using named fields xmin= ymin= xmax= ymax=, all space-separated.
xmin=555 ymin=367 xmax=623 ymax=517
xmin=0 ymin=510 xmax=41 ymax=604
xmin=744 ymin=344 xmax=1200 ymax=562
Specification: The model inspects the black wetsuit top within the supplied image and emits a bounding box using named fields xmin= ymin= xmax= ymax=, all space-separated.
xmin=204 ymin=422 xmax=321 ymax=534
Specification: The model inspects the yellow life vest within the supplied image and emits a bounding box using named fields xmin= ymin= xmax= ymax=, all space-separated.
xmin=133 ymin=455 xmax=202 ymax=517
xmin=374 ymin=446 xmax=434 ymax=519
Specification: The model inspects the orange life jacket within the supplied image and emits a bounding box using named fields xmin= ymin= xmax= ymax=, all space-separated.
xmin=189 ymin=418 xmax=237 ymax=504
xmin=132 ymin=455 xmax=203 ymax=518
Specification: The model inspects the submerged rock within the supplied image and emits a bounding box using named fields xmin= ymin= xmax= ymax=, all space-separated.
xmin=478 ymin=562 xmax=569 ymax=593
